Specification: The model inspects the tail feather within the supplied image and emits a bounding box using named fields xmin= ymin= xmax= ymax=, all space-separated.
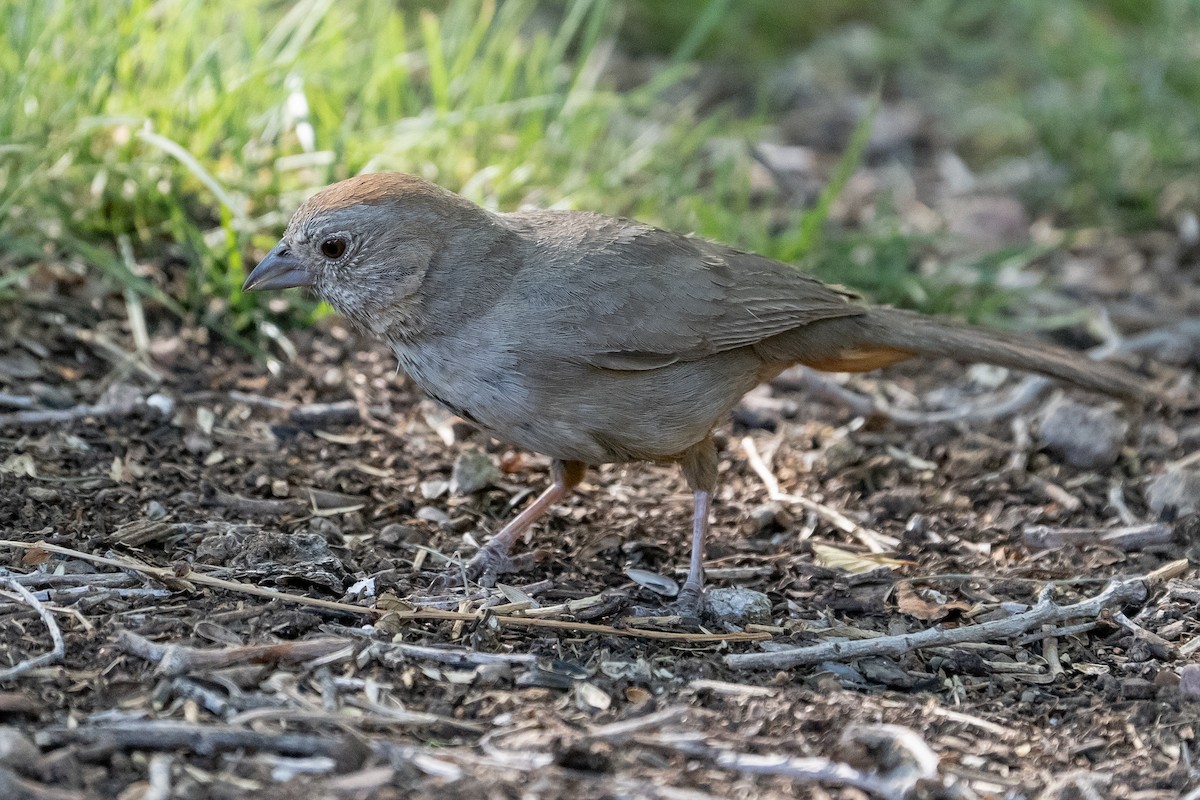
xmin=758 ymin=307 xmax=1148 ymax=400
xmin=854 ymin=308 xmax=1146 ymax=400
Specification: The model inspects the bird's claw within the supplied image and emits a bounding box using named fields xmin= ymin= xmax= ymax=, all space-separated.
xmin=430 ymin=547 xmax=543 ymax=590
xmin=626 ymin=584 xmax=706 ymax=627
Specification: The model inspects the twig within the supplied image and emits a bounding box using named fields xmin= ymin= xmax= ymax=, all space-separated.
xmin=381 ymin=604 xmax=771 ymax=643
xmin=0 ymin=767 xmax=88 ymax=800
xmin=24 ymin=586 xmax=172 ymax=604
xmin=0 ymin=539 xmax=372 ymax=617
xmin=117 ymin=631 xmax=356 ymax=675
xmin=0 ymin=570 xmax=141 ymax=589
xmin=1107 ymin=482 xmax=1139 ymax=526
xmin=0 ymin=541 xmax=770 ymax=643
xmin=364 ymin=641 xmax=538 ymax=668
xmin=586 ymin=705 xmax=692 ymax=742
xmin=0 ymin=578 xmax=66 ymax=681
xmin=1012 ymin=621 xmax=1100 ymax=646
xmin=204 ymin=489 xmax=306 ymax=516
xmin=64 ymin=322 xmax=162 ymax=382
xmin=0 ymin=395 xmax=169 ymax=428
xmin=0 ymin=394 xmax=36 ymax=410
xmin=726 ymin=578 xmax=1146 ymax=670
xmin=657 ymin=723 xmax=940 ymax=800
xmin=224 ymin=705 xmax=482 ymax=735
xmin=1113 ymin=611 xmax=1178 ymax=658
xmin=1023 ymin=523 xmax=1174 ymax=551
xmin=741 ymin=436 xmax=896 ymax=553
xmin=34 ymin=721 xmax=370 ymax=771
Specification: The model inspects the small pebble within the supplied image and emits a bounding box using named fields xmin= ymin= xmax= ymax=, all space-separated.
xmin=824 ymin=439 xmax=866 ymax=472
xmin=146 ymin=392 xmax=175 ymax=416
xmin=416 ymin=506 xmax=451 ymax=527
xmin=745 ymin=501 xmax=791 ymax=534
xmin=27 ymin=486 xmax=60 ymax=503
xmin=145 ymin=499 xmax=167 ymax=520
xmin=0 ymin=727 xmax=39 ymax=774
xmin=376 ymin=523 xmax=416 ymax=546
xmin=705 ymin=587 xmax=772 ymax=625
xmin=1178 ymin=663 xmax=1200 ymax=701
xmin=183 ymin=431 xmax=213 ymax=456
xmin=450 ymin=449 xmax=501 ymax=495
xmin=1037 ymin=400 xmax=1126 ymax=469
xmin=1145 ymin=468 xmax=1200 ymax=520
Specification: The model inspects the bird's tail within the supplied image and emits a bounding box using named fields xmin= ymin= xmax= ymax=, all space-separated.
xmin=759 ymin=307 xmax=1147 ymax=400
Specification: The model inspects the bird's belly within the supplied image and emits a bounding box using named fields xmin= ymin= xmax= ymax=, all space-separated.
xmin=525 ymin=351 xmax=763 ymax=464
xmin=396 ymin=343 xmax=761 ymax=466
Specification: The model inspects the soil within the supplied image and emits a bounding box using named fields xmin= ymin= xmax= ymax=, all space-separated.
xmin=1 ymin=286 xmax=1198 ymax=799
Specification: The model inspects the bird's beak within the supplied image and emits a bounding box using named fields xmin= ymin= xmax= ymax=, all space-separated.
xmin=242 ymin=243 xmax=314 ymax=292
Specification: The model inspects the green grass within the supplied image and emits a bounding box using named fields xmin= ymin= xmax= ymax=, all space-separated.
xmin=880 ymin=0 xmax=1200 ymax=229
xmin=3 ymin=0 xmax=1196 ymax=349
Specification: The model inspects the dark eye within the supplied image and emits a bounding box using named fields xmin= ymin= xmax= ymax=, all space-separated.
xmin=320 ymin=237 xmax=347 ymax=259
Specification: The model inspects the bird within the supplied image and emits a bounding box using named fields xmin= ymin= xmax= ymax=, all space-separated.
xmin=243 ymin=172 xmax=1146 ymax=616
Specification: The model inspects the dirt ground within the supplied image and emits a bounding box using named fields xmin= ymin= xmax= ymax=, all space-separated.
xmin=0 ymin=270 xmax=1198 ymax=800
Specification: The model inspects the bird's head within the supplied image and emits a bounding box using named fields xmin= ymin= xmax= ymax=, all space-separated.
xmin=243 ymin=172 xmax=491 ymax=337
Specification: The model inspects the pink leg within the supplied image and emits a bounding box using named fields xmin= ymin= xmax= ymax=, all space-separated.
xmin=436 ymin=459 xmax=586 ymax=587
xmin=674 ymin=489 xmax=710 ymax=616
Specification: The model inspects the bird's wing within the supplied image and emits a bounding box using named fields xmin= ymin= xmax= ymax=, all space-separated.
xmin=509 ymin=213 xmax=867 ymax=370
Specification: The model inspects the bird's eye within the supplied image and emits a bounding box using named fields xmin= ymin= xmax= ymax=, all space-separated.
xmin=320 ymin=237 xmax=347 ymax=259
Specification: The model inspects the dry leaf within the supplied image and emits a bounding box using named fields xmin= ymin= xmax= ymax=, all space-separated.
xmin=895 ymin=580 xmax=971 ymax=621
xmin=811 ymin=543 xmax=905 ymax=574
xmin=0 ymin=453 xmax=37 ymax=478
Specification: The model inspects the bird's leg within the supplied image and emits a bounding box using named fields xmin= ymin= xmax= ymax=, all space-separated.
xmin=674 ymin=437 xmax=718 ymax=619
xmin=675 ymin=488 xmax=711 ymax=614
xmin=435 ymin=459 xmax=586 ymax=588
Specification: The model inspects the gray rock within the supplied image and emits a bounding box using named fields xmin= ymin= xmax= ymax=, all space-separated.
xmin=0 ymin=727 xmax=38 ymax=774
xmin=705 ymin=587 xmax=772 ymax=625
xmin=1037 ymin=401 xmax=1126 ymax=469
xmin=26 ymin=487 xmax=60 ymax=503
xmin=1178 ymin=663 xmax=1200 ymax=700
xmin=450 ymin=449 xmax=501 ymax=495
xmin=1145 ymin=469 xmax=1200 ymax=520
xmin=943 ymin=194 xmax=1030 ymax=251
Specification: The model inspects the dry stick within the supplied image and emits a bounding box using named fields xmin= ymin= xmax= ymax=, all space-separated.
xmin=0 ymin=541 xmax=766 ymax=644
xmin=0 ymin=396 xmax=165 ymax=428
xmin=0 ymin=393 xmax=36 ymax=410
xmin=205 ymin=489 xmax=307 ymax=516
xmin=117 ymin=631 xmax=355 ymax=676
xmin=1112 ymin=611 xmax=1178 ymax=658
xmin=658 ymin=723 xmax=939 ymax=800
xmin=1022 ymin=522 xmax=1174 ymax=551
xmin=63 ymin=322 xmax=162 ymax=383
xmin=364 ymin=641 xmax=539 ymax=668
xmin=741 ymin=436 xmax=896 ymax=554
xmin=1107 ymin=481 xmax=1139 ymax=526
xmin=34 ymin=720 xmax=369 ymax=771
xmin=726 ymin=578 xmax=1146 ymax=670
xmin=0 ymin=578 xmax=66 ymax=681
xmin=0 ymin=767 xmax=88 ymax=800
xmin=0 ymin=570 xmax=141 ymax=589
xmin=585 ymin=705 xmax=692 ymax=742
xmin=382 ymin=605 xmax=770 ymax=643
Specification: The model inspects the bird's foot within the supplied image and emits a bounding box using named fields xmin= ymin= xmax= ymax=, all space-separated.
xmin=431 ymin=546 xmax=542 ymax=590
xmin=626 ymin=582 xmax=706 ymax=627
xmin=672 ymin=582 xmax=705 ymax=620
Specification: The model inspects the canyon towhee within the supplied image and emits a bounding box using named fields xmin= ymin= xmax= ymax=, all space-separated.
xmin=244 ymin=173 xmax=1145 ymax=614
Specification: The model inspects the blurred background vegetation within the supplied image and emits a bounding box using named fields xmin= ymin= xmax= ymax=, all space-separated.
xmin=3 ymin=0 xmax=1199 ymax=348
